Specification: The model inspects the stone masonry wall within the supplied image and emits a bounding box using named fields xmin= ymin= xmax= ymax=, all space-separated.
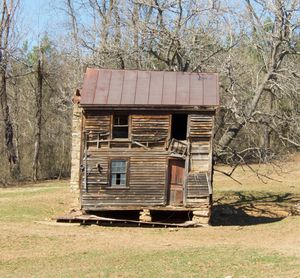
xmin=70 ymin=104 xmax=83 ymax=193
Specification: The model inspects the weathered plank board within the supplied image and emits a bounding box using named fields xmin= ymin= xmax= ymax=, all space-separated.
xmin=131 ymin=115 xmax=169 ymax=145
xmin=189 ymin=114 xmax=213 ymax=138
xmin=81 ymin=146 xmax=168 ymax=207
xmin=80 ymin=111 xmax=214 ymax=210
xmin=56 ymin=214 xmax=200 ymax=227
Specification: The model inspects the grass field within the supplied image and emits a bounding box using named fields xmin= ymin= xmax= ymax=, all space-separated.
xmin=0 ymin=157 xmax=300 ymax=277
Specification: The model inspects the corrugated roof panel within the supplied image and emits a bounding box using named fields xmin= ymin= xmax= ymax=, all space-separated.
xmin=80 ymin=68 xmax=219 ymax=106
xmin=176 ymin=72 xmax=190 ymax=105
xmin=148 ymin=71 xmax=164 ymax=105
xmin=189 ymin=73 xmax=204 ymax=105
xmin=120 ymin=70 xmax=137 ymax=104
xmin=80 ymin=68 xmax=98 ymax=104
xmin=107 ymin=70 xmax=124 ymax=104
xmin=203 ymin=74 xmax=218 ymax=105
xmin=135 ymin=71 xmax=150 ymax=104
xmin=162 ymin=71 xmax=177 ymax=105
xmin=93 ymin=69 xmax=111 ymax=104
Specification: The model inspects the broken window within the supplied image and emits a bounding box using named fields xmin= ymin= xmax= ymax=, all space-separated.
xmin=112 ymin=115 xmax=129 ymax=138
xmin=110 ymin=160 xmax=127 ymax=187
xmin=171 ymin=114 xmax=187 ymax=140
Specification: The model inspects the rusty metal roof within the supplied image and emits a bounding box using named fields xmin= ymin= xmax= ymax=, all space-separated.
xmin=80 ymin=68 xmax=219 ymax=107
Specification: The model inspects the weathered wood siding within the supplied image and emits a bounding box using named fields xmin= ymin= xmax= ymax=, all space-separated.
xmin=186 ymin=114 xmax=213 ymax=207
xmin=82 ymin=152 xmax=167 ymax=209
xmin=131 ymin=115 xmax=169 ymax=147
xmin=80 ymin=111 xmax=214 ymax=210
xmin=83 ymin=111 xmax=111 ymax=149
xmin=84 ymin=111 xmax=111 ymax=134
xmin=81 ymin=112 xmax=168 ymax=210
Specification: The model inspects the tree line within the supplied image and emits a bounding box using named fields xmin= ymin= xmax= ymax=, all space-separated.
xmin=0 ymin=0 xmax=299 ymax=183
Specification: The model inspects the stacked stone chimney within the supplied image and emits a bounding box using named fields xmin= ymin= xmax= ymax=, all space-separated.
xmin=70 ymin=103 xmax=82 ymax=194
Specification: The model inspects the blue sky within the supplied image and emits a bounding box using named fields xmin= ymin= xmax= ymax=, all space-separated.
xmin=18 ymin=0 xmax=274 ymax=48
xmin=20 ymin=0 xmax=65 ymax=45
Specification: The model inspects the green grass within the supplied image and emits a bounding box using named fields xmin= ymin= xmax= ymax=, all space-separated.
xmin=2 ymin=246 xmax=299 ymax=278
xmin=0 ymin=186 xmax=63 ymax=198
xmin=0 ymin=182 xmax=69 ymax=222
xmin=0 ymin=169 xmax=300 ymax=278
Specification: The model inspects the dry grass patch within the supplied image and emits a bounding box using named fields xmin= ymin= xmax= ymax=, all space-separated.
xmin=0 ymin=157 xmax=300 ymax=277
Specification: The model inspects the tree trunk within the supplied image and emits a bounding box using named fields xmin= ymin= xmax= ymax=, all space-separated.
xmin=263 ymin=90 xmax=273 ymax=150
xmin=0 ymin=71 xmax=20 ymax=178
xmin=32 ymin=58 xmax=43 ymax=181
xmin=114 ymin=3 xmax=125 ymax=69
xmin=0 ymin=0 xmax=20 ymax=179
xmin=132 ymin=2 xmax=140 ymax=68
xmin=217 ymin=71 xmax=272 ymax=153
xmin=66 ymin=0 xmax=82 ymax=78
xmin=216 ymin=0 xmax=294 ymax=156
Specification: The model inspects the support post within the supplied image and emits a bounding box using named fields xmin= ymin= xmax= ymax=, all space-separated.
xmin=192 ymin=207 xmax=211 ymax=225
xmin=139 ymin=209 xmax=152 ymax=222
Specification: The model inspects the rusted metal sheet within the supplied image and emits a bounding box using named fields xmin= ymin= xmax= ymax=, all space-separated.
xmin=176 ymin=72 xmax=190 ymax=105
xmin=162 ymin=71 xmax=177 ymax=105
xmin=148 ymin=71 xmax=164 ymax=104
xmin=135 ymin=71 xmax=150 ymax=104
xmin=80 ymin=68 xmax=219 ymax=106
xmin=81 ymin=69 xmax=98 ymax=104
xmin=121 ymin=70 xmax=137 ymax=104
xmin=93 ymin=70 xmax=111 ymax=104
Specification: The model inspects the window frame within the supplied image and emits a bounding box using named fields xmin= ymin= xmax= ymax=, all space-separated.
xmin=108 ymin=158 xmax=130 ymax=188
xmin=111 ymin=114 xmax=130 ymax=139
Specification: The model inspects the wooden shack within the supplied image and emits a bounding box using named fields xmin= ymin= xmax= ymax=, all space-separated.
xmin=70 ymin=68 xmax=219 ymax=224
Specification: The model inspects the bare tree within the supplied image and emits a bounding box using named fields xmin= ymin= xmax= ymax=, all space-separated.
xmin=65 ymin=0 xmax=83 ymax=79
xmin=216 ymin=0 xmax=300 ymax=161
xmin=0 ymin=0 xmax=20 ymax=179
xmin=0 ymin=0 xmax=298 ymax=184
xmin=32 ymin=54 xmax=43 ymax=181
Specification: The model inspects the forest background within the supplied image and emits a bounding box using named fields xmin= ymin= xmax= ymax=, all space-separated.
xmin=0 ymin=0 xmax=299 ymax=183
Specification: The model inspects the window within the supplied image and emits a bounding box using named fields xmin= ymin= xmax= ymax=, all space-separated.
xmin=171 ymin=114 xmax=188 ymax=140
xmin=113 ymin=115 xmax=129 ymax=138
xmin=110 ymin=160 xmax=127 ymax=187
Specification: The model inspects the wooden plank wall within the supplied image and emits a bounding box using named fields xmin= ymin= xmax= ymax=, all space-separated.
xmin=81 ymin=112 xmax=169 ymax=210
xmin=84 ymin=111 xmax=111 ymax=148
xmin=80 ymin=111 xmax=214 ymax=210
xmin=186 ymin=114 xmax=213 ymax=207
xmin=82 ymin=153 xmax=167 ymax=209
xmin=131 ymin=115 xmax=169 ymax=147
xmin=84 ymin=111 xmax=111 ymax=133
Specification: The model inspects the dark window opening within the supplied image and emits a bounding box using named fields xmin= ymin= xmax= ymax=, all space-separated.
xmin=113 ymin=115 xmax=128 ymax=138
xmin=171 ymin=114 xmax=188 ymax=140
xmin=110 ymin=160 xmax=127 ymax=187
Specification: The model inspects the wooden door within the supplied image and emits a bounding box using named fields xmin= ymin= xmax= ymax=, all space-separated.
xmin=168 ymin=159 xmax=185 ymax=205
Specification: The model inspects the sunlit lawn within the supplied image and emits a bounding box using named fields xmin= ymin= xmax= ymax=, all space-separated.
xmin=0 ymin=158 xmax=300 ymax=278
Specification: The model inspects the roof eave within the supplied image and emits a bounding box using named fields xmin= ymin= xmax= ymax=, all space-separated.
xmin=79 ymin=104 xmax=219 ymax=111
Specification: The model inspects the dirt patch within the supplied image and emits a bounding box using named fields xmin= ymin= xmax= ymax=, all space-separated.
xmin=1 ymin=157 xmax=300 ymax=277
xmin=212 ymin=191 xmax=300 ymax=226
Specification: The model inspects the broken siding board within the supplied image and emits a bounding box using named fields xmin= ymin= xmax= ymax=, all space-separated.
xmin=185 ymin=114 xmax=213 ymax=206
xmin=131 ymin=115 xmax=170 ymax=145
xmin=84 ymin=113 xmax=111 ymax=137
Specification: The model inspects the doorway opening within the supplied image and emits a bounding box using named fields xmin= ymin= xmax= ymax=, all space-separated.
xmin=171 ymin=114 xmax=187 ymax=140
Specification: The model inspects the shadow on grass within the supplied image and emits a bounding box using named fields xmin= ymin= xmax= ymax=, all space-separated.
xmin=211 ymin=192 xmax=299 ymax=226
